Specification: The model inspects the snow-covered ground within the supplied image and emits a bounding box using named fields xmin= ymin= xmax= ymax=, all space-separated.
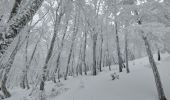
xmin=4 ymin=53 xmax=170 ymax=100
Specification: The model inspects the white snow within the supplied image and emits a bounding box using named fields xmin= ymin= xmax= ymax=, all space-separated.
xmin=4 ymin=53 xmax=170 ymax=100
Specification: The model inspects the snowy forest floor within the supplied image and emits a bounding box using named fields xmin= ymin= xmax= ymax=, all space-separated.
xmin=4 ymin=53 xmax=170 ymax=100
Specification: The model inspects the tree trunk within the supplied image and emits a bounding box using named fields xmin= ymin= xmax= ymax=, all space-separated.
xmin=78 ymin=42 xmax=83 ymax=75
xmin=40 ymin=4 xmax=64 ymax=90
xmin=20 ymin=38 xmax=29 ymax=89
xmin=71 ymin=49 xmax=75 ymax=76
xmin=106 ymin=38 xmax=111 ymax=71
xmin=158 ymin=49 xmax=161 ymax=61
xmin=64 ymin=13 xmax=79 ymax=80
xmin=125 ymin=33 xmax=130 ymax=73
xmin=0 ymin=15 xmax=3 ymax=22
xmin=115 ymin=21 xmax=123 ymax=72
xmin=103 ymin=54 xmax=106 ymax=67
xmin=21 ymin=34 xmax=41 ymax=89
xmin=52 ymin=16 xmax=69 ymax=83
xmin=99 ymin=34 xmax=103 ymax=72
xmin=65 ymin=42 xmax=74 ymax=80
xmin=1 ymin=36 xmax=21 ymax=98
xmin=0 ymin=0 xmax=44 ymax=58
xmin=1 ymin=73 xmax=11 ymax=98
xmin=142 ymin=35 xmax=166 ymax=100
xmin=57 ymin=67 xmax=60 ymax=82
xmin=83 ymin=31 xmax=87 ymax=75
xmin=135 ymin=8 xmax=166 ymax=99
xmin=92 ymin=33 xmax=97 ymax=75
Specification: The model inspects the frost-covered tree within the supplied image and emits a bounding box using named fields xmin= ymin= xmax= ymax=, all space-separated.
xmin=0 ymin=0 xmax=44 ymax=98
xmin=0 ymin=0 xmax=44 ymax=57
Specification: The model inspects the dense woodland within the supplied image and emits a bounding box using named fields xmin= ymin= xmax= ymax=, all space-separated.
xmin=0 ymin=0 xmax=170 ymax=100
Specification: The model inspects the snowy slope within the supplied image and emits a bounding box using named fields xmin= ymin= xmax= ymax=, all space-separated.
xmin=4 ymin=53 xmax=170 ymax=100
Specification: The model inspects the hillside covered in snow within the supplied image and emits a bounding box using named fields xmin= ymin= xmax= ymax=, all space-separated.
xmin=3 ymin=53 xmax=170 ymax=100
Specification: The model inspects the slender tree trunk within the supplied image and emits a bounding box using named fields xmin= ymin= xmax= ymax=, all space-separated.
xmin=1 ymin=36 xmax=21 ymax=98
xmin=40 ymin=4 xmax=64 ymax=90
xmin=76 ymin=63 xmax=79 ymax=76
xmin=78 ymin=42 xmax=83 ymax=75
xmin=65 ymin=42 xmax=74 ymax=80
xmin=83 ymin=31 xmax=87 ymax=75
xmin=20 ymin=38 xmax=29 ymax=89
xmin=99 ymin=34 xmax=103 ymax=72
xmin=106 ymin=40 xmax=111 ymax=71
xmin=64 ymin=13 xmax=79 ymax=80
xmin=108 ymin=60 xmax=111 ymax=71
xmin=57 ymin=67 xmax=60 ymax=82
xmin=21 ymin=33 xmax=41 ymax=89
xmin=1 ymin=72 xmax=11 ymax=98
xmin=115 ymin=21 xmax=123 ymax=72
xmin=52 ymin=16 xmax=69 ymax=83
xmin=158 ymin=49 xmax=161 ymax=61
xmin=135 ymin=8 xmax=166 ymax=99
xmin=92 ymin=33 xmax=97 ymax=75
xmin=0 ymin=13 xmax=44 ymax=95
xmin=0 ymin=15 xmax=3 ymax=22
xmin=20 ymin=14 xmax=46 ymax=88
xmin=103 ymin=54 xmax=106 ymax=67
xmin=125 ymin=33 xmax=130 ymax=73
xmin=71 ymin=49 xmax=75 ymax=76
xmin=142 ymin=35 xmax=166 ymax=100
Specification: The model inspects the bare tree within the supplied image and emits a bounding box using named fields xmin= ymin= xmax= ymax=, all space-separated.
xmin=115 ymin=21 xmax=123 ymax=72
xmin=99 ymin=34 xmax=103 ymax=72
xmin=142 ymin=34 xmax=166 ymax=100
xmin=158 ymin=49 xmax=161 ymax=61
xmin=1 ymin=36 xmax=21 ymax=98
xmin=52 ymin=15 xmax=69 ymax=83
xmin=64 ymin=11 xmax=79 ymax=80
xmin=0 ymin=0 xmax=44 ymax=57
xmin=20 ymin=37 xmax=29 ymax=89
xmin=135 ymin=9 xmax=167 ymax=100
xmin=20 ymin=11 xmax=48 ymax=89
xmin=0 ymin=15 xmax=3 ymax=22
xmin=125 ymin=32 xmax=130 ymax=73
xmin=82 ymin=29 xmax=87 ymax=75
xmin=78 ymin=40 xmax=83 ymax=75
xmin=106 ymin=40 xmax=111 ymax=71
xmin=40 ymin=1 xmax=64 ymax=91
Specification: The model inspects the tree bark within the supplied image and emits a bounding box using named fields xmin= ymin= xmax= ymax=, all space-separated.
xmin=1 ymin=36 xmax=21 ymax=98
xmin=115 ymin=21 xmax=123 ymax=72
xmin=53 ymin=16 xmax=69 ymax=83
xmin=106 ymin=40 xmax=111 ymax=71
xmin=0 ymin=0 xmax=44 ymax=57
xmin=125 ymin=33 xmax=130 ymax=73
xmin=83 ymin=31 xmax=87 ymax=75
xmin=158 ymin=49 xmax=161 ymax=61
xmin=92 ymin=33 xmax=97 ymax=75
xmin=20 ymin=38 xmax=29 ymax=89
xmin=78 ymin=41 xmax=83 ymax=75
xmin=135 ymin=8 xmax=166 ymax=99
xmin=99 ymin=34 xmax=103 ymax=72
xmin=142 ymin=35 xmax=166 ymax=100
xmin=21 ymin=34 xmax=41 ymax=89
xmin=64 ymin=13 xmax=79 ymax=80
xmin=0 ymin=15 xmax=3 ymax=22
xmin=40 ymin=4 xmax=64 ymax=90
xmin=65 ymin=46 xmax=74 ymax=80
